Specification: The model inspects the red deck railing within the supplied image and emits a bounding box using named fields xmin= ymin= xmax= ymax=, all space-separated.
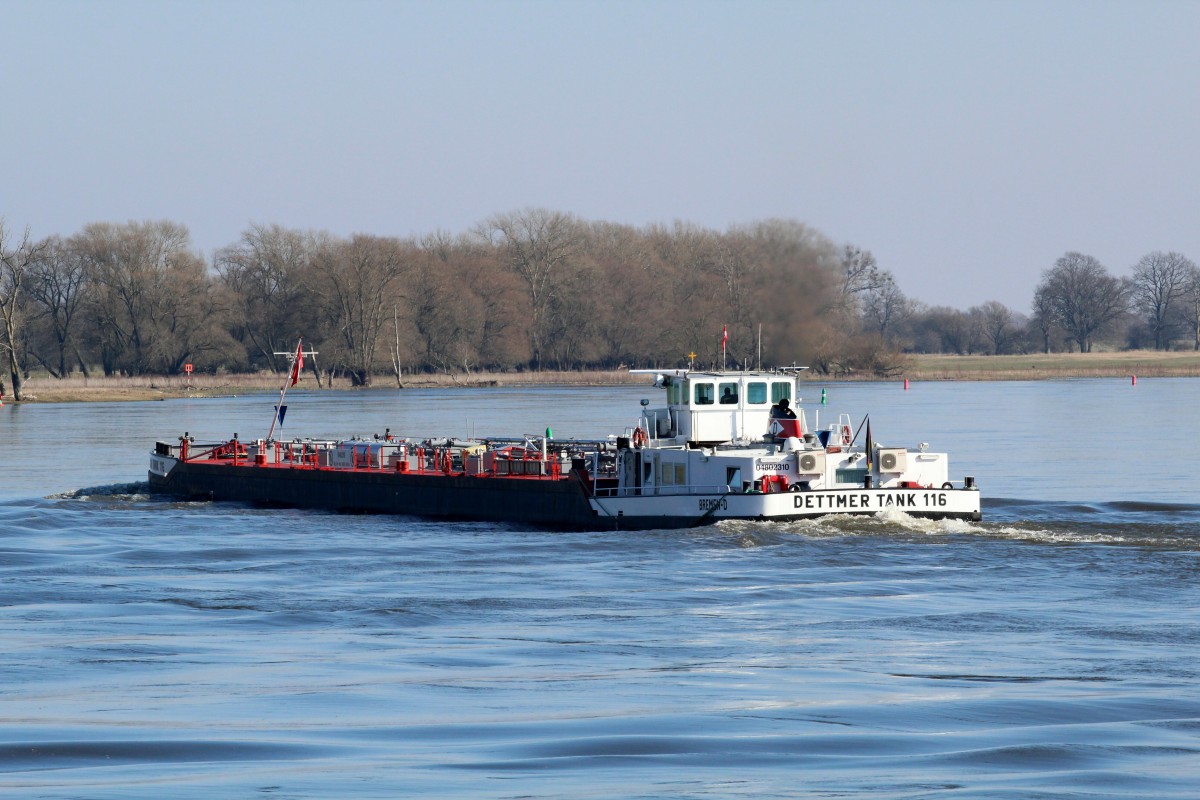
xmin=172 ymin=437 xmax=565 ymax=480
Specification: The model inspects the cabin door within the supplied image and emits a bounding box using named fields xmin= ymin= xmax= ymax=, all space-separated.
xmin=621 ymin=450 xmax=639 ymax=495
xmin=642 ymin=453 xmax=656 ymax=495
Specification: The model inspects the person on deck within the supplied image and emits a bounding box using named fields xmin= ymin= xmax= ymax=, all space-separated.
xmin=770 ymin=397 xmax=796 ymax=419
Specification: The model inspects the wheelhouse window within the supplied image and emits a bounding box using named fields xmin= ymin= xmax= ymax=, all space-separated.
xmin=667 ymin=380 xmax=682 ymax=405
xmin=693 ymin=382 xmax=715 ymax=405
xmin=771 ymin=382 xmax=791 ymax=404
xmin=747 ymin=382 xmax=767 ymax=404
xmin=718 ymin=382 xmax=739 ymax=404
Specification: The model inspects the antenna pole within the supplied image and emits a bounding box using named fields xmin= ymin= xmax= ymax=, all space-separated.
xmin=267 ymin=337 xmax=303 ymax=442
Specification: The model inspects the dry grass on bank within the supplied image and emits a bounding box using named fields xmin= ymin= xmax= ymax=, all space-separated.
xmin=11 ymin=369 xmax=645 ymax=403
xmin=902 ymin=350 xmax=1200 ymax=381
xmin=7 ymin=352 xmax=1200 ymax=403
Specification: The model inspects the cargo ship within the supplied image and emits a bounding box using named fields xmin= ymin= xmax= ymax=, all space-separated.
xmin=148 ymin=347 xmax=980 ymax=529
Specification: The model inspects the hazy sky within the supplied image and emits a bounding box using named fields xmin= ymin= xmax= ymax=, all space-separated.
xmin=5 ymin=0 xmax=1198 ymax=312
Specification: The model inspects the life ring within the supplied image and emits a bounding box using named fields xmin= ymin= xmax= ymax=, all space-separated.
xmin=631 ymin=427 xmax=648 ymax=448
xmin=842 ymin=424 xmax=852 ymax=445
xmin=941 ymin=481 xmax=954 ymax=489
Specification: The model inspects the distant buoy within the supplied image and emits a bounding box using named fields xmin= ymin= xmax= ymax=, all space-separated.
xmin=820 ymin=388 xmax=827 ymax=405
xmin=904 ymin=378 xmax=910 ymax=391
xmin=1131 ymin=375 xmax=1137 ymax=386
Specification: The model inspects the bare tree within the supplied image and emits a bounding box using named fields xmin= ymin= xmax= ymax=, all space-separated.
xmin=409 ymin=240 xmax=484 ymax=375
xmin=733 ymin=219 xmax=838 ymax=366
xmin=155 ymin=251 xmax=233 ymax=373
xmin=1036 ymin=252 xmax=1127 ymax=353
xmin=1030 ymin=284 xmax=1061 ymax=354
xmin=836 ymin=244 xmax=885 ymax=316
xmin=971 ymin=300 xmax=1016 ymax=355
xmin=1130 ymin=251 xmax=1195 ymax=350
xmin=313 ymin=234 xmax=409 ymax=386
xmin=944 ymin=309 xmax=979 ymax=355
xmin=1183 ymin=265 xmax=1200 ymax=351
xmin=404 ymin=230 xmax=527 ymax=372
xmin=842 ymin=333 xmax=913 ymax=377
xmin=480 ymin=209 xmax=582 ymax=369
xmin=25 ymin=236 xmax=92 ymax=377
xmin=706 ymin=230 xmax=758 ymax=360
xmin=907 ymin=306 xmax=975 ymax=354
xmin=645 ymin=221 xmax=726 ymax=366
xmin=861 ymin=270 xmax=911 ymax=342
xmin=215 ymin=224 xmax=318 ymax=370
xmin=388 ymin=304 xmax=406 ymax=387
xmin=543 ymin=257 xmax=605 ymax=369
xmin=0 ymin=220 xmax=45 ymax=400
xmin=78 ymin=221 xmax=195 ymax=373
xmin=585 ymin=221 xmax=664 ymax=367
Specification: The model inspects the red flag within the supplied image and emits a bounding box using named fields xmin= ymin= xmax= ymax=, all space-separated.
xmin=721 ymin=325 xmax=728 ymax=348
xmin=289 ymin=341 xmax=303 ymax=386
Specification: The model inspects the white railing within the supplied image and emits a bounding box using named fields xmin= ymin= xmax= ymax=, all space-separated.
xmin=593 ymin=484 xmax=734 ymax=498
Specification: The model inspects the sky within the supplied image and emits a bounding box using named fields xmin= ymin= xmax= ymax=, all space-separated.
xmin=4 ymin=0 xmax=1199 ymax=313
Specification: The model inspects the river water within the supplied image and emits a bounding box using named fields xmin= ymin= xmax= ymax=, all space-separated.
xmin=1 ymin=380 xmax=1197 ymax=798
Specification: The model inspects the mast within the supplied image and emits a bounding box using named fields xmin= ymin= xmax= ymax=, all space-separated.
xmin=267 ymin=338 xmax=303 ymax=442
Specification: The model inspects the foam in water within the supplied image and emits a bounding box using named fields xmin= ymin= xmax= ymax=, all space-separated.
xmin=48 ymin=482 xmax=153 ymax=501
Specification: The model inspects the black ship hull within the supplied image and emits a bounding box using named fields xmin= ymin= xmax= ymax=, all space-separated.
xmin=149 ymin=460 xmax=602 ymax=529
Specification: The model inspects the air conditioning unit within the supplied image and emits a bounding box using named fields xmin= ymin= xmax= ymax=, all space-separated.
xmin=796 ymin=451 xmax=826 ymax=474
xmin=878 ymin=448 xmax=907 ymax=473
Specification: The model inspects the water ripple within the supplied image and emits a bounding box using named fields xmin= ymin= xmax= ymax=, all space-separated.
xmin=4 ymin=388 xmax=1200 ymax=797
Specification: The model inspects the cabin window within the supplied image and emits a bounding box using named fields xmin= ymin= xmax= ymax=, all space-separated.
xmin=694 ymin=382 xmax=715 ymax=405
xmin=718 ymin=382 xmax=738 ymax=404
xmin=771 ymin=382 xmax=791 ymax=404
xmin=726 ymin=466 xmax=741 ymax=489
xmin=668 ymin=381 xmax=682 ymax=405
xmin=658 ymin=461 xmax=685 ymax=486
xmin=747 ymin=382 xmax=767 ymax=404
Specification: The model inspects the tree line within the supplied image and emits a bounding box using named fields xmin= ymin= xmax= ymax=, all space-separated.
xmin=1 ymin=212 xmax=1195 ymax=400
xmin=872 ymin=250 xmax=1200 ymax=358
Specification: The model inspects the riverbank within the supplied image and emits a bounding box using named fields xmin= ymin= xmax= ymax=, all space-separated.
xmin=902 ymin=350 xmax=1200 ymax=380
xmin=6 ymin=369 xmax=648 ymax=403
xmin=6 ymin=350 xmax=1199 ymax=403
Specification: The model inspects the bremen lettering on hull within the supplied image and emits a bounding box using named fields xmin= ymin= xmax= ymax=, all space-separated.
xmin=149 ymin=345 xmax=980 ymax=530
